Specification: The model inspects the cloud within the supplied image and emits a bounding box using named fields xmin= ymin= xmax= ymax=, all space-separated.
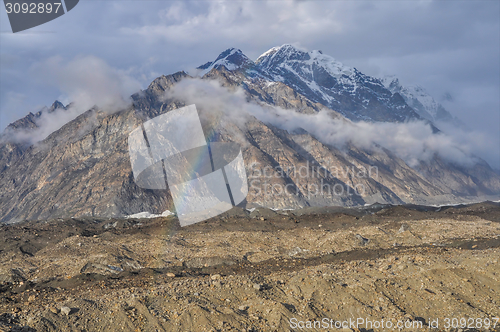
xmin=5 ymin=56 xmax=141 ymax=144
xmin=166 ymin=78 xmax=486 ymax=168
xmin=1 ymin=0 xmax=498 ymax=167
xmin=7 ymin=105 xmax=95 ymax=145
xmin=31 ymin=55 xmax=141 ymax=114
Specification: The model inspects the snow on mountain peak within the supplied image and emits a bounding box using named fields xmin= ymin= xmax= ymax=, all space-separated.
xmin=197 ymin=48 xmax=254 ymax=76
xmin=308 ymin=50 xmax=355 ymax=78
xmin=256 ymin=44 xmax=354 ymax=80
xmin=195 ymin=45 xmax=448 ymax=123
xmin=381 ymin=75 xmax=455 ymax=123
xmin=256 ymin=45 xmax=281 ymax=61
xmin=380 ymin=75 xmax=400 ymax=92
xmin=252 ymin=44 xmax=364 ymax=109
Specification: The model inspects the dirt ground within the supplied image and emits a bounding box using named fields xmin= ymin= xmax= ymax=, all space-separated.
xmin=0 ymin=202 xmax=499 ymax=331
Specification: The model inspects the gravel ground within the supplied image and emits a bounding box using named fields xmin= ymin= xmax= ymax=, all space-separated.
xmin=0 ymin=202 xmax=499 ymax=331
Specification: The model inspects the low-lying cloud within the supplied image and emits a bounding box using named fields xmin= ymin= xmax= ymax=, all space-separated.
xmin=6 ymin=104 xmax=99 ymax=145
xmin=167 ymin=78 xmax=487 ymax=168
xmin=5 ymin=56 xmax=141 ymax=144
xmin=32 ymin=55 xmax=141 ymax=114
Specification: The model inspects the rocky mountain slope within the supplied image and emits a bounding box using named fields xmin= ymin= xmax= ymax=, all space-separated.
xmin=1 ymin=46 xmax=499 ymax=223
xmin=0 ymin=101 xmax=67 ymax=178
xmin=5 ymin=101 xmax=66 ymax=133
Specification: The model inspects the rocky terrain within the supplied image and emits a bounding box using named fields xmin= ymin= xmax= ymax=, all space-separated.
xmin=0 ymin=202 xmax=499 ymax=331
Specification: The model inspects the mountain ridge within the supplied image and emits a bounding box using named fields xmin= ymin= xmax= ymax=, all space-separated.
xmin=1 ymin=45 xmax=499 ymax=223
xmin=198 ymin=44 xmax=428 ymax=124
xmin=381 ymin=75 xmax=464 ymax=128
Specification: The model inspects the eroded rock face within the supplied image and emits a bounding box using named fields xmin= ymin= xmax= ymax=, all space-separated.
xmin=0 ymin=107 xmax=172 ymax=223
xmin=1 ymin=58 xmax=499 ymax=222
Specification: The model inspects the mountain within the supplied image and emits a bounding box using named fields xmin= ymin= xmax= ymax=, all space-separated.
xmin=381 ymin=76 xmax=464 ymax=127
xmin=5 ymin=100 xmax=66 ymax=132
xmin=0 ymin=46 xmax=499 ymax=223
xmin=0 ymin=100 xmax=67 ymax=173
xmin=198 ymin=45 xmax=426 ymax=123
xmin=197 ymin=48 xmax=256 ymax=76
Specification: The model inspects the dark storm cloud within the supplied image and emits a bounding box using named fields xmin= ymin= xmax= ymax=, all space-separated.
xmin=0 ymin=0 xmax=498 ymax=167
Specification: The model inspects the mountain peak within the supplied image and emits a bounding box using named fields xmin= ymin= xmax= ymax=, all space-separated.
xmin=215 ymin=48 xmax=243 ymax=60
xmin=194 ymin=45 xmax=458 ymax=124
xmin=256 ymin=44 xmax=354 ymax=80
xmin=4 ymin=100 xmax=67 ymax=133
xmin=50 ymin=100 xmax=66 ymax=112
xmin=196 ymin=48 xmax=254 ymax=76
xmin=256 ymin=44 xmax=311 ymax=66
xmin=381 ymin=75 xmax=458 ymax=124
xmin=381 ymin=75 xmax=401 ymax=93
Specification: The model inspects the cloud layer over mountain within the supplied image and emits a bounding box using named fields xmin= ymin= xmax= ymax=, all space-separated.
xmin=1 ymin=1 xmax=498 ymax=167
xmin=167 ymin=78 xmax=488 ymax=168
xmin=32 ymin=55 xmax=141 ymax=114
xmin=5 ymin=56 xmax=141 ymax=144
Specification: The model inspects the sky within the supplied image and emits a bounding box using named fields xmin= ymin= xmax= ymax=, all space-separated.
xmin=0 ymin=0 xmax=499 ymax=168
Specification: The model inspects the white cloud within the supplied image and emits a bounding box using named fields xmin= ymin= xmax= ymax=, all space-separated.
xmin=6 ymin=56 xmax=141 ymax=144
xmin=31 ymin=55 xmax=141 ymax=114
xmin=166 ymin=78 xmax=486 ymax=168
xmin=8 ymin=105 xmax=92 ymax=144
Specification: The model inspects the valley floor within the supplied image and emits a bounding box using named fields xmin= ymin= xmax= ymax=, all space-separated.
xmin=0 ymin=203 xmax=499 ymax=331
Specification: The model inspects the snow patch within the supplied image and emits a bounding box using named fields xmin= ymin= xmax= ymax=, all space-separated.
xmin=126 ymin=210 xmax=175 ymax=219
xmin=198 ymin=48 xmax=252 ymax=77
xmin=256 ymin=46 xmax=281 ymax=61
xmin=381 ymin=75 xmax=452 ymax=122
